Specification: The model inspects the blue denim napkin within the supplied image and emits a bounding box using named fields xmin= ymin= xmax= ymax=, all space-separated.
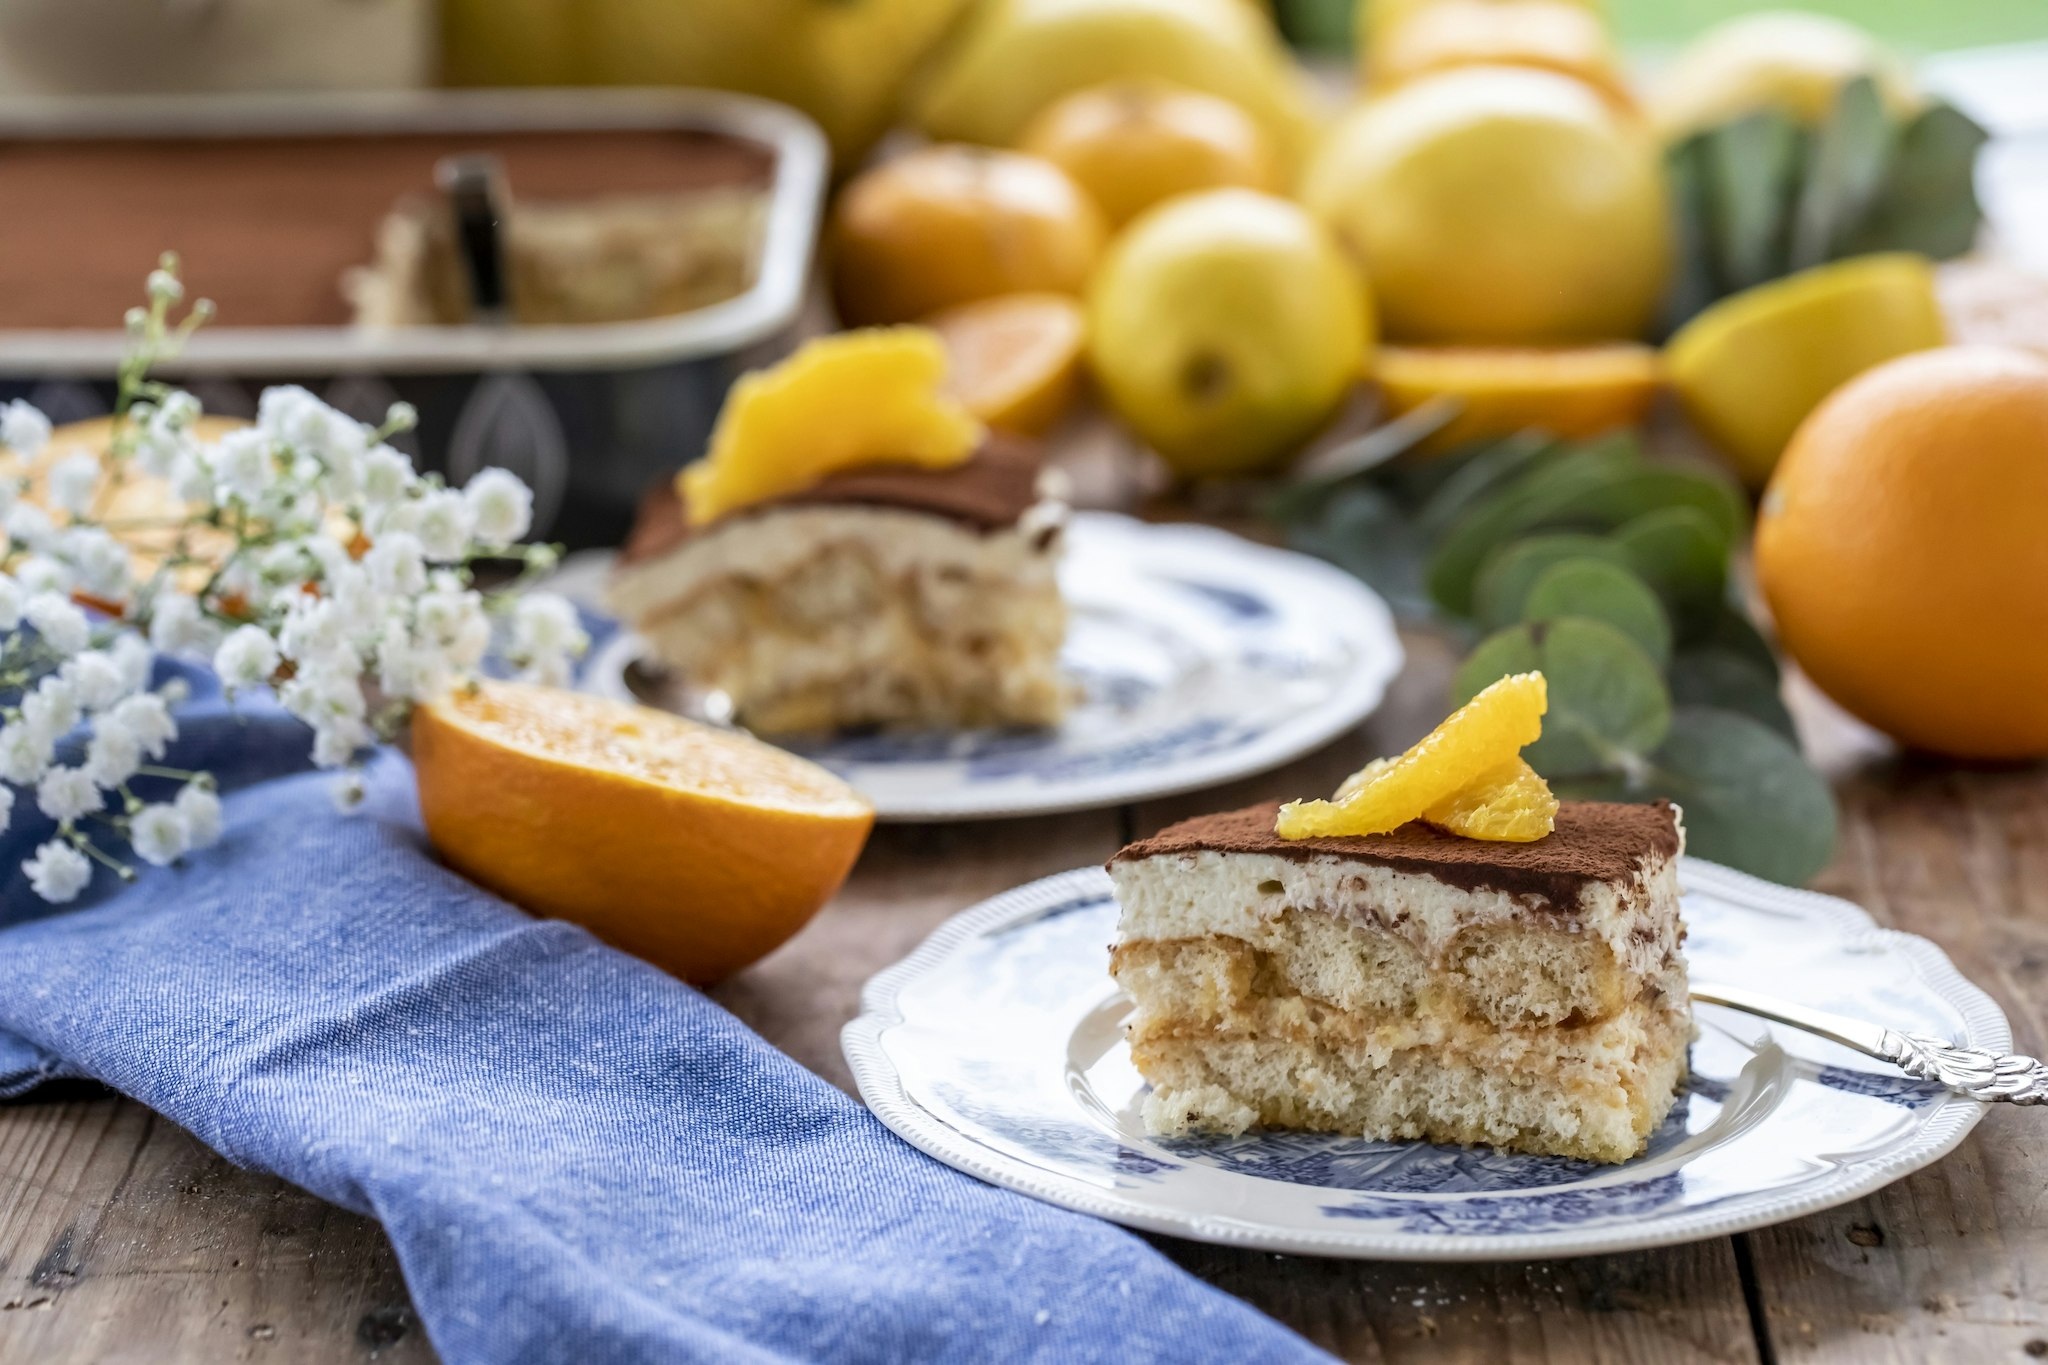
xmin=0 ymin=674 xmax=1328 ymax=1365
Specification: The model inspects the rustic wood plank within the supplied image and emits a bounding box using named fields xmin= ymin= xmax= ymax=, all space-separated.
xmin=0 ymin=1090 xmax=426 ymax=1364
xmin=1740 ymin=683 xmax=2048 ymax=1362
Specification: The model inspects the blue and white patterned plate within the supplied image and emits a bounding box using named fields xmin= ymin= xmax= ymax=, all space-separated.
xmin=842 ymin=861 xmax=2005 ymax=1260
xmin=584 ymin=512 xmax=1403 ymax=821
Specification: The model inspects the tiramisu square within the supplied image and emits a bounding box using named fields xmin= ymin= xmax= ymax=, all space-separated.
xmin=1108 ymin=799 xmax=1688 ymax=1163
xmin=607 ymin=434 xmax=1068 ymax=735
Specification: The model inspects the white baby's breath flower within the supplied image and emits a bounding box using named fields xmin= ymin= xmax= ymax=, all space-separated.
xmin=256 ymin=384 xmax=318 ymax=442
xmin=1 ymin=399 xmax=51 ymax=458
xmin=146 ymin=267 xmax=184 ymax=303
xmin=59 ymin=526 xmax=132 ymax=598
xmin=62 ymin=650 xmax=128 ymax=711
xmin=21 ymin=675 xmax=81 ymax=743
xmin=210 ymin=428 xmax=276 ymax=503
xmin=331 ymin=772 xmax=368 ymax=812
xmin=148 ymin=591 xmax=218 ymax=655
xmin=12 ymin=553 xmax=72 ymax=596
xmin=129 ymin=802 xmax=188 ymax=867
xmin=0 ymin=721 xmax=53 ymax=785
xmin=0 ymin=475 xmax=17 ymax=523
xmin=213 ymin=624 xmax=280 ymax=691
xmin=311 ymin=716 xmax=374 ymax=768
xmin=175 ymin=782 xmax=222 ymax=848
xmin=110 ymin=691 xmax=177 ymax=758
xmin=364 ymin=530 xmax=427 ymax=597
xmin=0 ymin=784 xmax=12 ymax=831
xmin=108 ymin=633 xmax=153 ymax=694
xmin=463 ymin=468 xmax=534 ymax=547
xmin=168 ymin=448 xmax=214 ymax=504
xmin=511 ymin=592 xmax=585 ymax=659
xmin=23 ymin=839 xmax=90 ymax=903
xmin=385 ymin=400 xmax=418 ymax=431
xmin=416 ymin=585 xmax=490 ymax=670
xmin=84 ymin=722 xmax=142 ymax=788
xmin=25 ymin=592 xmax=90 ymax=655
xmin=360 ymin=444 xmax=415 ymax=508
xmin=0 ymin=572 xmax=21 ymax=630
xmin=5 ymin=500 xmax=54 ymax=550
xmin=374 ymin=632 xmax=449 ymax=704
xmin=158 ymin=389 xmax=201 ymax=429
xmin=412 ymin=488 xmax=474 ymax=562
xmin=46 ymin=452 xmax=101 ymax=517
xmin=36 ymin=766 xmax=100 ymax=823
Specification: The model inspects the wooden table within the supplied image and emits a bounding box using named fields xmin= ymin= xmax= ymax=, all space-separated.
xmin=3 ymin=621 xmax=2043 ymax=1363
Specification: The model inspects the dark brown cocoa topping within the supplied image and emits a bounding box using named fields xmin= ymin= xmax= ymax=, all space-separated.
xmin=1109 ymin=799 xmax=1681 ymax=910
xmin=618 ymin=433 xmax=1046 ymax=564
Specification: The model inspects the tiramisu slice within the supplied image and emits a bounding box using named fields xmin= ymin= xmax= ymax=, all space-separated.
xmin=1108 ymin=798 xmax=1689 ymax=1163
xmin=607 ymin=327 xmax=1069 ymax=734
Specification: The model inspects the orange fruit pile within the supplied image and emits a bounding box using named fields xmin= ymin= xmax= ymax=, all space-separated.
xmin=413 ymin=680 xmax=874 ymax=983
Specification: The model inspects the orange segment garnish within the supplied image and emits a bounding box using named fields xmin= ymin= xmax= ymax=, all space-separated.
xmin=1278 ymin=671 xmax=1549 ymax=839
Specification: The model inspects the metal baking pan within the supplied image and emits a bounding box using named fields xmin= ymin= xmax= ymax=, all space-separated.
xmin=0 ymin=88 xmax=828 ymax=546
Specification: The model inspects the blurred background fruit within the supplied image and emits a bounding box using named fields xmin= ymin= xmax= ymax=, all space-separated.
xmin=829 ymin=145 xmax=1104 ymax=326
xmin=1087 ymin=188 xmax=1371 ymax=478
xmin=1355 ymin=0 xmax=1603 ymax=59
xmin=1648 ymin=10 xmax=1919 ymax=141
xmin=1666 ymin=252 xmax=1947 ymax=487
xmin=908 ymin=0 xmax=1323 ymax=173
xmin=1374 ymin=344 xmax=1662 ymax=450
xmin=1018 ymin=80 xmax=1277 ymax=229
xmin=442 ymin=0 xmax=968 ymax=160
xmin=1302 ymin=65 xmax=1670 ymax=345
xmin=928 ymin=292 xmax=1087 ymax=435
xmin=1366 ymin=0 xmax=1633 ymax=110
xmin=1755 ymin=346 xmax=2048 ymax=760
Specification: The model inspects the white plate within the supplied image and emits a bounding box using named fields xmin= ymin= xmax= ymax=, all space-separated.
xmin=585 ymin=512 xmax=1404 ymax=821
xmin=842 ymin=861 xmax=2004 ymax=1260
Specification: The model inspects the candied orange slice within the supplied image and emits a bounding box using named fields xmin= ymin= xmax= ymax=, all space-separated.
xmin=1277 ymin=671 xmax=1548 ymax=839
xmin=681 ymin=328 xmax=984 ymax=526
xmin=1334 ymin=753 xmax=1557 ymax=842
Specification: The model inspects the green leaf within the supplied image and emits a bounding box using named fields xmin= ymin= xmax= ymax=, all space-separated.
xmin=1697 ymin=604 xmax=1780 ymax=676
xmin=1849 ymin=101 xmax=1989 ymax=260
xmin=1572 ymin=465 xmax=1749 ymax=545
xmin=1701 ymin=109 xmax=1806 ymax=292
xmin=1669 ymin=648 xmax=1796 ymax=739
xmin=1286 ymin=483 xmax=1433 ymax=618
xmin=1453 ymin=618 xmax=1672 ymax=778
xmin=1471 ymin=533 xmax=1629 ymax=631
xmin=1408 ymin=432 xmax=1562 ymax=538
xmin=1660 ymin=133 xmax=1722 ymax=332
xmin=1522 ymin=559 xmax=1674 ymax=668
xmin=1642 ymin=706 xmax=1837 ymax=884
xmin=1790 ymin=76 xmax=1894 ymax=269
xmin=1424 ymin=443 xmax=1643 ymax=615
xmin=1610 ymin=504 xmax=1731 ymax=629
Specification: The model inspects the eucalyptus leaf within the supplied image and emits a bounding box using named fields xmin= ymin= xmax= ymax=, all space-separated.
xmin=1453 ymin=618 xmax=1672 ymax=777
xmin=1286 ymin=482 xmax=1434 ymax=618
xmin=1702 ymin=109 xmax=1805 ymax=292
xmin=1643 ymin=706 xmax=1837 ymax=884
xmin=1698 ymin=604 xmax=1781 ymax=676
xmin=1849 ymin=101 xmax=1989 ymax=260
xmin=1408 ymin=432 xmax=1562 ymax=538
xmin=1669 ymin=648 xmax=1796 ymax=739
xmin=1790 ymin=76 xmax=1893 ymax=269
xmin=1425 ymin=443 xmax=1643 ymax=614
xmin=1572 ymin=465 xmax=1749 ymax=544
xmin=1610 ymin=504 xmax=1730 ymax=629
xmin=1471 ymin=533 xmax=1629 ymax=630
xmin=1522 ymin=559 xmax=1674 ymax=668
xmin=1660 ymin=134 xmax=1721 ymax=333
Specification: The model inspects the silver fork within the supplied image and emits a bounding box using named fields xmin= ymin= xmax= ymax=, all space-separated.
xmin=1692 ymin=982 xmax=2048 ymax=1105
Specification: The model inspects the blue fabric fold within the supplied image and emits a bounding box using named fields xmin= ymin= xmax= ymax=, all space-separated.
xmin=0 ymin=687 xmax=1328 ymax=1365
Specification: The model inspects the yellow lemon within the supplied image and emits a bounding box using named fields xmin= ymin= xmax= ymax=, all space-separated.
xmin=1368 ymin=0 xmax=1633 ymax=112
xmin=1373 ymin=344 xmax=1662 ymax=450
xmin=1019 ymin=80 xmax=1277 ymax=228
xmin=412 ymin=680 xmax=874 ymax=984
xmin=1651 ymin=10 xmax=1918 ymax=141
xmin=1666 ymin=253 xmax=1947 ymax=488
xmin=1303 ymin=66 xmax=1670 ymax=345
xmin=1086 ymin=188 xmax=1371 ymax=478
xmin=1356 ymin=0 xmax=1603 ymax=57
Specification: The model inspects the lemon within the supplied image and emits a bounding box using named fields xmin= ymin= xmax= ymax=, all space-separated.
xmin=1356 ymin=0 xmax=1603 ymax=57
xmin=909 ymin=0 xmax=1321 ymax=173
xmin=413 ymin=680 xmax=874 ymax=984
xmin=1019 ymin=80 xmax=1276 ymax=229
xmin=1279 ymin=671 xmax=1549 ymax=839
xmin=1303 ymin=66 xmax=1670 ymax=346
xmin=1666 ymin=253 xmax=1947 ymax=488
xmin=1086 ymin=189 xmax=1371 ymax=478
xmin=1650 ymin=10 xmax=1918 ymax=141
xmin=1368 ymin=0 xmax=1633 ymax=111
xmin=1374 ymin=344 xmax=1662 ymax=451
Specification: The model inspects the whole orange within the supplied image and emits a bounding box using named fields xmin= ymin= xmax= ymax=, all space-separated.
xmin=1755 ymin=346 xmax=2048 ymax=760
xmin=1018 ymin=80 xmax=1275 ymax=228
xmin=829 ymin=144 xmax=1105 ymax=326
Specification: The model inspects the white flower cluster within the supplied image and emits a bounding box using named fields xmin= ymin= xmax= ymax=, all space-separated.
xmin=0 ymin=261 xmax=587 ymax=902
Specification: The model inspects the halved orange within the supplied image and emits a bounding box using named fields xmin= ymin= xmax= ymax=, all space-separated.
xmin=413 ymin=680 xmax=874 ymax=984
xmin=926 ymin=292 xmax=1087 ymax=436
xmin=1373 ymin=343 xmax=1663 ymax=452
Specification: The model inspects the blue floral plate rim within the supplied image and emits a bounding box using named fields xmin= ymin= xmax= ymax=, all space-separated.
xmin=842 ymin=861 xmax=2005 ymax=1261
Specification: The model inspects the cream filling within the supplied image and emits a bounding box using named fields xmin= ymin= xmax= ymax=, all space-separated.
xmin=1110 ymin=846 xmax=1684 ymax=981
xmin=606 ymin=496 xmax=1068 ymax=627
